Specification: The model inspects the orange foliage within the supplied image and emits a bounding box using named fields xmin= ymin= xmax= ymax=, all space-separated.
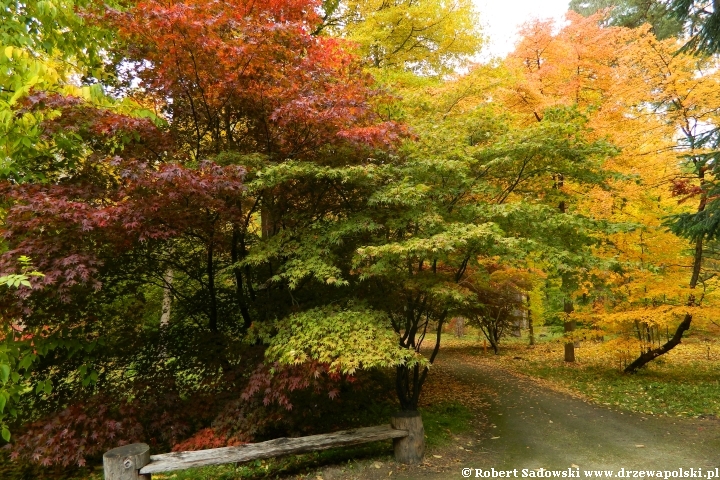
xmin=108 ymin=0 xmax=404 ymax=161
xmin=506 ymin=12 xmax=720 ymax=360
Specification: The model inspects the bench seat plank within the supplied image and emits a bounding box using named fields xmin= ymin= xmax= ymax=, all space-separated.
xmin=140 ymin=424 xmax=408 ymax=474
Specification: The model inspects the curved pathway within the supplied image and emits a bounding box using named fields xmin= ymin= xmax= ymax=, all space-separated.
xmin=398 ymin=348 xmax=720 ymax=479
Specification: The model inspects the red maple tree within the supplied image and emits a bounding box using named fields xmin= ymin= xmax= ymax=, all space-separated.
xmin=2 ymin=0 xmax=407 ymax=467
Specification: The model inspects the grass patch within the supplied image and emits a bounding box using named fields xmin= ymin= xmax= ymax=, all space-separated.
xmin=480 ymin=328 xmax=720 ymax=418
xmin=517 ymin=359 xmax=720 ymax=417
xmin=421 ymin=401 xmax=475 ymax=448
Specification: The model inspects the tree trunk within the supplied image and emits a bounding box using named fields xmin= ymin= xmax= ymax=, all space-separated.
xmin=261 ymin=204 xmax=273 ymax=239
xmin=564 ymin=300 xmax=575 ymax=362
xmin=624 ymin=314 xmax=692 ymax=373
xmin=231 ymin=225 xmax=252 ymax=330
xmin=160 ymin=269 xmax=173 ymax=327
xmin=556 ymin=175 xmax=574 ymax=361
xmin=479 ymin=324 xmax=500 ymax=354
xmin=391 ymin=412 xmax=425 ymax=465
xmin=527 ymin=294 xmax=535 ymax=346
xmin=454 ymin=317 xmax=465 ymax=337
xmin=396 ymin=364 xmax=421 ymax=411
xmin=207 ymin=241 xmax=218 ymax=333
xmin=564 ymin=326 xmax=575 ymax=362
xmin=395 ymin=312 xmax=445 ymax=411
xmin=490 ymin=335 xmax=499 ymax=354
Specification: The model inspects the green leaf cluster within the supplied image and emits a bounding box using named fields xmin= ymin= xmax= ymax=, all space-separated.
xmin=265 ymin=306 xmax=425 ymax=375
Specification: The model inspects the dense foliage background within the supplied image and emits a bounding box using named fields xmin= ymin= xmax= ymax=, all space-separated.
xmin=1 ymin=0 xmax=720 ymax=472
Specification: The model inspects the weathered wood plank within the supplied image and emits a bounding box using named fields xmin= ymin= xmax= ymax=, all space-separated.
xmin=140 ymin=424 xmax=408 ymax=474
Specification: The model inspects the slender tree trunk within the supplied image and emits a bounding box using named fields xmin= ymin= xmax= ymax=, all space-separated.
xmin=455 ymin=317 xmax=464 ymax=337
xmin=395 ymin=311 xmax=445 ymax=411
xmin=479 ymin=322 xmax=500 ymax=354
xmin=555 ymin=174 xmax=574 ymax=361
xmin=261 ymin=201 xmax=273 ymax=239
xmin=205 ymin=236 xmax=231 ymax=370
xmin=527 ymin=294 xmax=535 ymax=346
xmin=624 ymin=314 xmax=692 ymax=373
xmin=564 ymin=300 xmax=575 ymax=362
xmin=555 ymin=174 xmax=566 ymax=213
xmin=207 ymin=241 xmax=218 ymax=333
xmin=231 ymin=225 xmax=252 ymax=330
xmin=160 ymin=269 xmax=173 ymax=327
xmin=158 ymin=268 xmax=174 ymax=359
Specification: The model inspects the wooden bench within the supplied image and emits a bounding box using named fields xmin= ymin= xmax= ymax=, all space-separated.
xmin=103 ymin=414 xmax=425 ymax=479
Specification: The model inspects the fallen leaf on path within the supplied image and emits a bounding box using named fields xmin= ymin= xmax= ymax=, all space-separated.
xmin=635 ymin=445 xmax=645 ymax=448
xmin=433 ymin=455 xmax=442 ymax=458
xmin=491 ymin=436 xmax=500 ymax=439
xmin=549 ymin=420 xmax=553 ymax=423
xmin=374 ymin=462 xmax=383 ymax=468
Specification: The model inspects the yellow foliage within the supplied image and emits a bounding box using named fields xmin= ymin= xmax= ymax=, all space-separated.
xmin=330 ymin=0 xmax=483 ymax=74
xmin=501 ymin=12 xmax=720 ymax=362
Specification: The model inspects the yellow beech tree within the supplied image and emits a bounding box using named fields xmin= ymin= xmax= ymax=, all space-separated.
xmin=507 ymin=12 xmax=720 ymax=371
xmin=501 ymin=12 xmax=635 ymax=361
xmin=586 ymin=31 xmax=720 ymax=372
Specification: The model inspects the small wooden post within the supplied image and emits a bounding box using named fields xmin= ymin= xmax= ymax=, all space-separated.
xmin=103 ymin=443 xmax=151 ymax=480
xmin=391 ymin=412 xmax=424 ymax=464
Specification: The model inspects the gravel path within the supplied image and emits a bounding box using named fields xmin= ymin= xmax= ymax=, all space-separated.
xmin=394 ymin=348 xmax=720 ymax=479
xmin=420 ymin=350 xmax=720 ymax=478
xmin=318 ymin=348 xmax=720 ymax=480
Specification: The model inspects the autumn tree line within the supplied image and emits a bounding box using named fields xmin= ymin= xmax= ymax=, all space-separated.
xmin=0 ymin=0 xmax=719 ymax=468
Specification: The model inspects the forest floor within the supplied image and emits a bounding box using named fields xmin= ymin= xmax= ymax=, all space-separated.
xmin=293 ymin=344 xmax=720 ymax=480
